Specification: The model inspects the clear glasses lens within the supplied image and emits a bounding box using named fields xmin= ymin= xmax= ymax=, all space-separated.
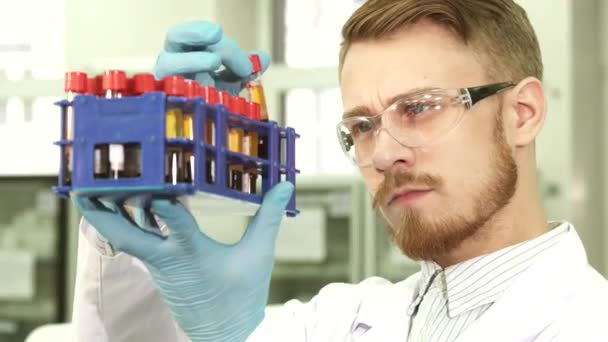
xmin=337 ymin=89 xmax=466 ymax=166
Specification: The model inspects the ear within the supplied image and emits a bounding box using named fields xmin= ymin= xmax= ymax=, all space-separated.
xmin=503 ymin=77 xmax=547 ymax=147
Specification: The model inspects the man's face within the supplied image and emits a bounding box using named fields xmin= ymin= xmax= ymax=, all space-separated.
xmin=340 ymin=21 xmax=518 ymax=261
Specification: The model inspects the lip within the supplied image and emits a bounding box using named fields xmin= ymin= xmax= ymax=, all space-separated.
xmin=387 ymin=187 xmax=433 ymax=206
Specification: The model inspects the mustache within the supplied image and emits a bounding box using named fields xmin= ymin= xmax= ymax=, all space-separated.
xmin=372 ymin=171 xmax=442 ymax=208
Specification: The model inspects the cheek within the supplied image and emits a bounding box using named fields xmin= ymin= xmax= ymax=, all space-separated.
xmin=423 ymin=122 xmax=496 ymax=194
xmin=360 ymin=167 xmax=382 ymax=194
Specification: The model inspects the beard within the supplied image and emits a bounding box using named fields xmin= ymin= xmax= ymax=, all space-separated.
xmin=372 ymin=116 xmax=518 ymax=261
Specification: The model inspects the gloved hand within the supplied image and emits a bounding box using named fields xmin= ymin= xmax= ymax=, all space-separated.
xmin=72 ymin=182 xmax=294 ymax=342
xmin=154 ymin=20 xmax=270 ymax=95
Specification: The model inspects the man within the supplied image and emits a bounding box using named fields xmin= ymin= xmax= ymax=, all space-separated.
xmin=72 ymin=0 xmax=608 ymax=341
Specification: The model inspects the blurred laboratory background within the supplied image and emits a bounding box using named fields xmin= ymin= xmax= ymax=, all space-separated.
xmin=0 ymin=0 xmax=606 ymax=340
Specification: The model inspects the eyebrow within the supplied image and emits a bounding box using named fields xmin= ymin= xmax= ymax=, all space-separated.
xmin=341 ymin=86 xmax=438 ymax=120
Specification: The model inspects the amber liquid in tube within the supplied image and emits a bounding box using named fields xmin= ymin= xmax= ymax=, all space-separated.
xmin=227 ymin=126 xmax=244 ymax=190
xmin=248 ymin=82 xmax=268 ymax=161
xmin=242 ymin=127 xmax=259 ymax=194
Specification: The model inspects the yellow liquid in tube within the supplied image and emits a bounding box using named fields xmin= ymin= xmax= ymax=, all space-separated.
xmin=249 ymin=84 xmax=268 ymax=121
xmin=166 ymin=108 xmax=184 ymax=138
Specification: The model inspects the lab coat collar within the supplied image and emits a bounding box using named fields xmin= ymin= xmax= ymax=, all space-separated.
xmin=405 ymin=262 xmax=438 ymax=316
xmin=352 ymin=272 xmax=420 ymax=341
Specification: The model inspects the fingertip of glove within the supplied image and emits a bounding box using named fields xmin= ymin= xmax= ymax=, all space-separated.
xmin=266 ymin=182 xmax=295 ymax=204
xmin=168 ymin=20 xmax=223 ymax=46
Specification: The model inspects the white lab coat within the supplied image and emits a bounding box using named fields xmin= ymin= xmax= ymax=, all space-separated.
xmin=73 ymin=220 xmax=608 ymax=341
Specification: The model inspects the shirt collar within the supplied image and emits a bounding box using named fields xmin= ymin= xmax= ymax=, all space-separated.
xmin=411 ymin=222 xmax=570 ymax=318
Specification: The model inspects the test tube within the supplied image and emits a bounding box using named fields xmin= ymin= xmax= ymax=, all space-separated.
xmin=218 ymin=91 xmax=233 ymax=186
xmin=247 ymin=55 xmax=268 ymax=120
xmin=125 ymin=73 xmax=156 ymax=178
xmin=164 ymin=76 xmax=185 ymax=138
xmin=226 ymin=94 xmax=246 ymax=191
xmin=102 ymin=70 xmax=128 ymax=179
xmin=63 ymin=71 xmax=88 ymax=185
xmin=184 ymin=80 xmax=199 ymax=140
xmin=200 ymin=86 xmax=218 ymax=184
xmin=184 ymin=80 xmax=199 ymax=183
xmin=87 ymin=76 xmax=109 ymax=178
xmin=163 ymin=76 xmax=186 ymax=184
xmin=247 ymin=54 xmax=269 ymax=160
xmin=200 ymin=86 xmax=218 ymax=144
xmin=243 ymin=101 xmax=261 ymax=194
xmin=227 ymin=95 xmax=246 ymax=153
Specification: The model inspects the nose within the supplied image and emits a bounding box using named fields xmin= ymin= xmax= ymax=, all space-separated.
xmin=371 ymin=128 xmax=416 ymax=171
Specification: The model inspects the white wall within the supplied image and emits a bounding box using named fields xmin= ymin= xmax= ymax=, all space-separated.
xmin=65 ymin=0 xmax=216 ymax=70
xmin=569 ymin=0 xmax=605 ymax=274
xmin=602 ymin=0 xmax=608 ymax=275
xmin=511 ymin=0 xmax=606 ymax=273
xmin=517 ymin=0 xmax=573 ymax=221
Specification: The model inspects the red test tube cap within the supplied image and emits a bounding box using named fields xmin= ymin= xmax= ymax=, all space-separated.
xmin=247 ymin=101 xmax=261 ymax=120
xmin=102 ymin=70 xmax=127 ymax=92
xmin=218 ymin=90 xmax=231 ymax=107
xmin=230 ymin=96 xmax=247 ymax=115
xmin=155 ymin=79 xmax=164 ymax=91
xmin=163 ymin=75 xmax=186 ymax=96
xmin=86 ymin=77 xmax=100 ymax=95
xmin=94 ymin=75 xmax=104 ymax=95
xmin=185 ymin=80 xmax=200 ymax=98
xmin=126 ymin=77 xmax=135 ymax=96
xmin=132 ymin=73 xmax=156 ymax=94
xmin=65 ymin=71 xmax=88 ymax=93
xmin=249 ymin=54 xmax=262 ymax=73
xmin=200 ymin=86 xmax=218 ymax=105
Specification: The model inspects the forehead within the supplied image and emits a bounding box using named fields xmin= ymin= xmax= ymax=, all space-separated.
xmin=340 ymin=21 xmax=488 ymax=110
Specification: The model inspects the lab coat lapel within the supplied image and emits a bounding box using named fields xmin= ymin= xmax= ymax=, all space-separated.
xmin=353 ymin=274 xmax=420 ymax=342
xmin=454 ymin=228 xmax=587 ymax=342
xmin=354 ymin=314 xmax=410 ymax=342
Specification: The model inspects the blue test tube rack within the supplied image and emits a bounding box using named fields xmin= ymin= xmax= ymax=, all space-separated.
xmin=53 ymin=91 xmax=300 ymax=217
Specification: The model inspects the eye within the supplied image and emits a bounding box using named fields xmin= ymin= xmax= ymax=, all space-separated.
xmin=347 ymin=120 xmax=374 ymax=138
xmin=353 ymin=121 xmax=373 ymax=134
xmin=395 ymin=101 xmax=432 ymax=118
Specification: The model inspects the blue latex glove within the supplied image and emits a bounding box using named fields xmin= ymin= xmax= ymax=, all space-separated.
xmin=154 ymin=21 xmax=271 ymax=95
xmin=72 ymin=182 xmax=294 ymax=342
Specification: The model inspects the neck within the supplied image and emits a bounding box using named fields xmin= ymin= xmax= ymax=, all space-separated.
xmin=433 ymin=165 xmax=548 ymax=268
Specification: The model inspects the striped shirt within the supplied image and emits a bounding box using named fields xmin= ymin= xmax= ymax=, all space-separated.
xmin=407 ymin=222 xmax=569 ymax=342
